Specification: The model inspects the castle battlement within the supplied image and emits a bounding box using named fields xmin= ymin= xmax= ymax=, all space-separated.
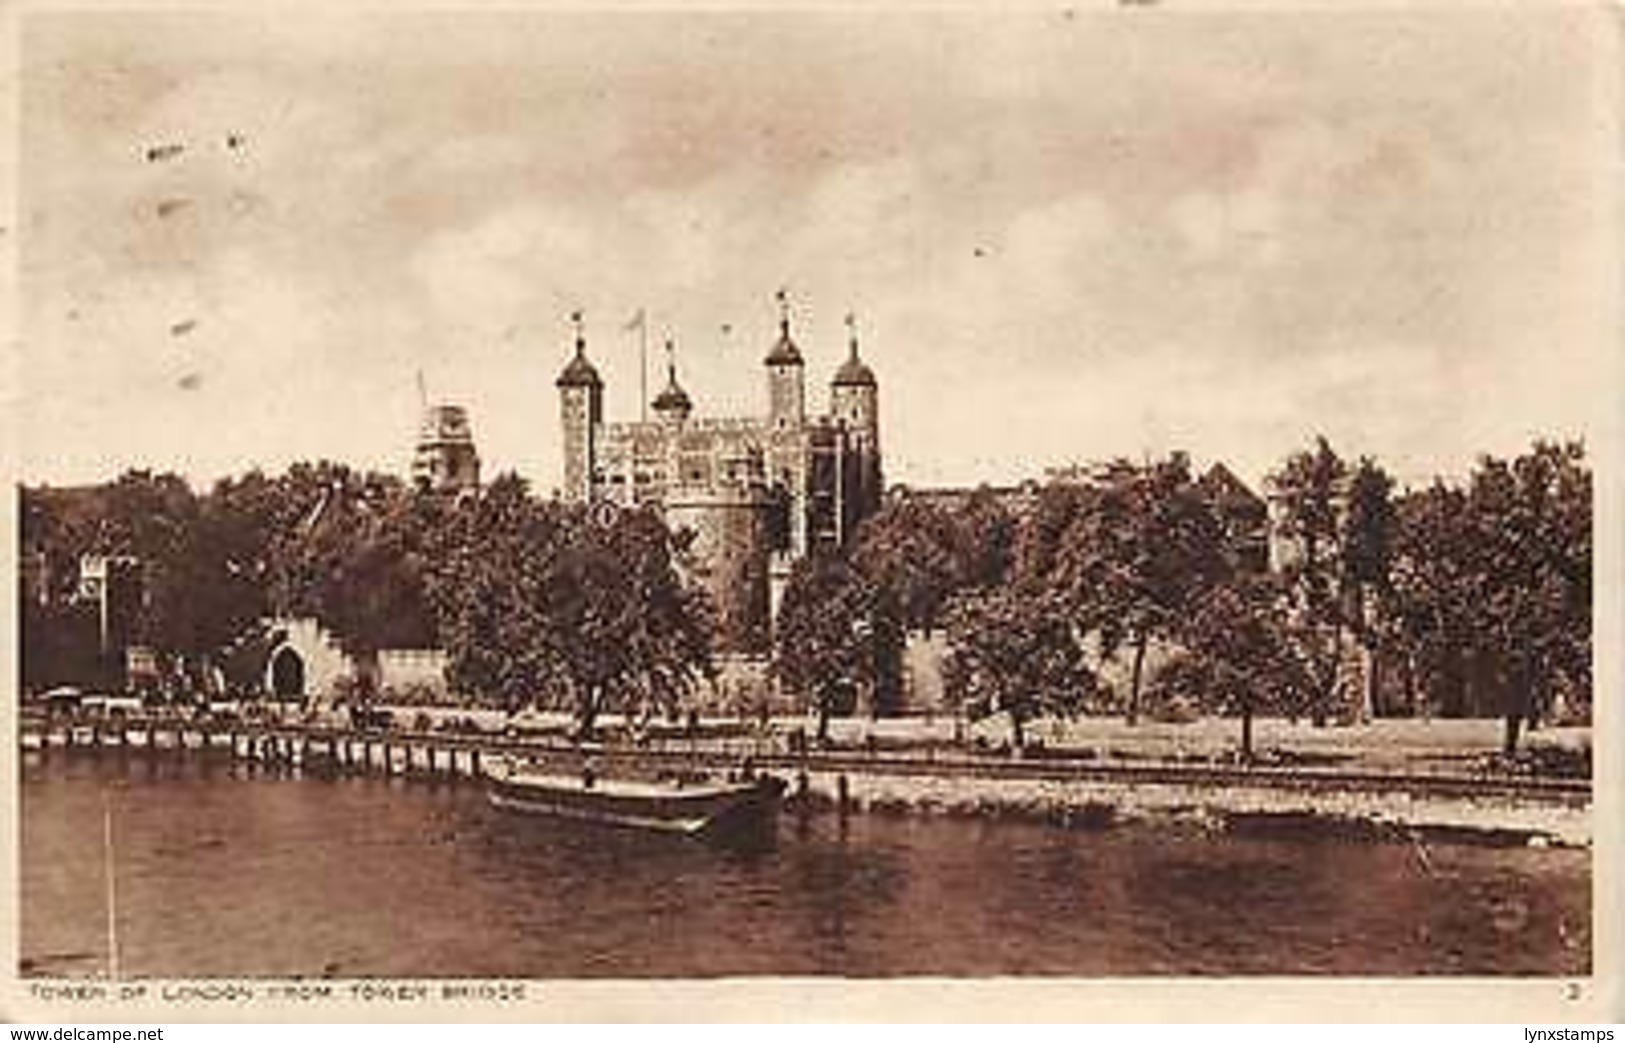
xmin=688 ymin=416 xmax=773 ymax=436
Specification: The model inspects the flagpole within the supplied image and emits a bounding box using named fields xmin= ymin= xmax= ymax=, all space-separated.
xmin=638 ymin=310 xmax=648 ymax=424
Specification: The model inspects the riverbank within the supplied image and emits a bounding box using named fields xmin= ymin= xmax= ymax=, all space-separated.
xmin=19 ymin=712 xmax=1591 ymax=850
xmin=409 ymin=708 xmax=1597 ymax=847
xmin=390 ymin=705 xmax=1593 ymax=774
xmin=783 ymin=764 xmax=1592 ymax=848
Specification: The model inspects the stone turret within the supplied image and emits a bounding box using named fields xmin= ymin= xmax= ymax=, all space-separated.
xmin=830 ymin=313 xmax=883 ymax=525
xmin=556 ymin=312 xmax=603 ymax=503
xmin=765 ymin=290 xmax=805 ymax=431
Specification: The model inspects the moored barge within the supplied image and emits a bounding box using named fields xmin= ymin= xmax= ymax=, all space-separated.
xmin=484 ymin=756 xmax=784 ymax=837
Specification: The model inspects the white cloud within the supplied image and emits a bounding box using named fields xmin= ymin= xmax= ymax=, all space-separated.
xmin=18 ymin=9 xmax=1612 ymax=493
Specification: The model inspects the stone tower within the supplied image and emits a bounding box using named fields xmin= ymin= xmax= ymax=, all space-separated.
xmin=830 ymin=313 xmax=882 ymax=521
xmin=666 ymin=449 xmax=774 ymax=656
xmin=765 ymin=291 xmax=805 ymax=431
xmin=556 ymin=314 xmax=603 ymax=504
xmin=411 ymin=404 xmax=481 ymax=495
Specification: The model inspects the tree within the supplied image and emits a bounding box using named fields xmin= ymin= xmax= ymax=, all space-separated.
xmin=1268 ymin=436 xmax=1353 ymax=723
xmin=194 ymin=470 xmax=284 ymax=642
xmin=1386 ymin=442 xmax=1590 ymax=752
xmin=263 ymin=463 xmax=409 ymax=629
xmin=1341 ymin=457 xmax=1396 ymax=718
xmin=850 ymin=488 xmax=1014 ymax=635
xmin=20 ymin=486 xmax=106 ymax=688
xmin=941 ymin=584 xmax=1100 ymax=750
xmin=19 ymin=595 xmax=101 ymax=691
xmin=1046 ymin=456 xmax=1231 ymax=724
xmin=427 ymin=475 xmax=566 ymax=712
xmin=578 ymin=507 xmax=716 ymax=730
xmin=428 ymin=477 xmax=714 ymax=734
xmin=950 ymin=486 xmax=1016 ymax=592
xmin=1388 ymin=481 xmax=1476 ymax=718
xmin=851 ymin=498 xmax=962 ymax=632
xmin=317 ymin=484 xmax=454 ymax=652
xmin=1464 ymin=443 xmax=1590 ymax=752
xmin=1177 ymin=574 xmax=1312 ymax=761
xmin=20 ymin=470 xmax=221 ymax=685
xmin=775 ymin=547 xmax=901 ymax=741
xmin=1010 ymin=482 xmax=1091 ymax=587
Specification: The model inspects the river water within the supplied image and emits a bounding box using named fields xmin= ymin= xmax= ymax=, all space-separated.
xmin=20 ymin=754 xmax=1590 ymax=978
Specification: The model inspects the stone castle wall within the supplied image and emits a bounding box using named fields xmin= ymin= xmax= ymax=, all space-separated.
xmin=667 ymin=486 xmax=774 ymax=656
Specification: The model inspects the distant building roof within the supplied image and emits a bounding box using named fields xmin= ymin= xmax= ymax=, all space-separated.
xmin=1199 ymin=461 xmax=1265 ymax=511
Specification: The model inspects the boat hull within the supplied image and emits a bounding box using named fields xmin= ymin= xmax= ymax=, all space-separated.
xmin=485 ymin=767 xmax=784 ymax=838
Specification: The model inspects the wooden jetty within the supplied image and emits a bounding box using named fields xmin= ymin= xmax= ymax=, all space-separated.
xmin=17 ymin=712 xmax=491 ymax=783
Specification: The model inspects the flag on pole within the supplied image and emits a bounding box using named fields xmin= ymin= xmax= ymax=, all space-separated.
xmin=626 ymin=307 xmax=649 ymax=421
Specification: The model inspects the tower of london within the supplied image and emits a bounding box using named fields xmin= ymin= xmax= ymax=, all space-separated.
xmin=557 ymin=297 xmax=883 ymax=655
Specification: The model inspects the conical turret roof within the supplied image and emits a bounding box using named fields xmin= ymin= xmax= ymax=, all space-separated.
xmin=765 ymin=317 xmax=804 ymax=367
xmin=833 ymin=350 xmax=876 ymax=387
xmin=652 ymin=357 xmax=692 ymax=413
xmin=555 ymin=332 xmax=602 ymax=389
xmin=765 ymin=291 xmax=804 ymax=367
xmin=833 ymin=317 xmax=876 ymax=387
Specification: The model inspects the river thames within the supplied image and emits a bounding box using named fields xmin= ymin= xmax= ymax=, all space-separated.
xmin=21 ymin=755 xmax=1589 ymax=978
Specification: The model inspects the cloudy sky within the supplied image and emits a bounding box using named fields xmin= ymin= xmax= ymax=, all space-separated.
xmin=17 ymin=7 xmax=1616 ymax=494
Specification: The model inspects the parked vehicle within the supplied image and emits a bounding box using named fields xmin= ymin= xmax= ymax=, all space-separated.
xmin=349 ymin=705 xmax=394 ymax=731
xmin=81 ymin=692 xmax=144 ymax=718
xmin=40 ymin=686 xmax=84 ymax=716
xmin=205 ymin=699 xmax=243 ymax=723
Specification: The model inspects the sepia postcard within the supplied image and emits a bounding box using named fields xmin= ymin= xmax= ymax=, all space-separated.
xmin=2 ymin=0 xmax=1620 ymax=1024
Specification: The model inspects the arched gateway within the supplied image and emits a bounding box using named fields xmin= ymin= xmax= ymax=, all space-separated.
xmin=269 ymin=646 xmax=306 ymax=698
